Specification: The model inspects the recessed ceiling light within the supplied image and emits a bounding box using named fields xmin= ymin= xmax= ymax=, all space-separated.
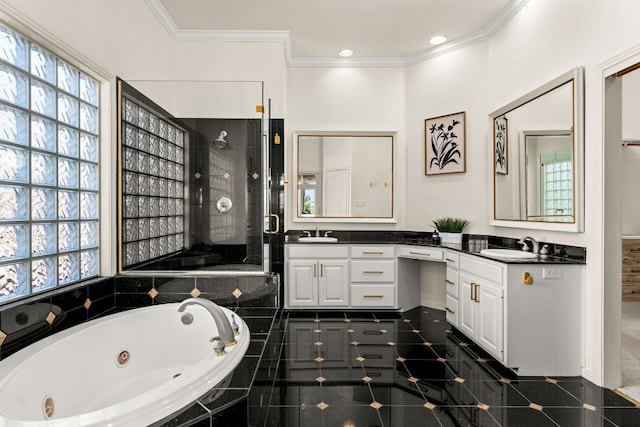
xmin=338 ymin=49 xmax=354 ymax=57
xmin=429 ymin=35 xmax=447 ymax=46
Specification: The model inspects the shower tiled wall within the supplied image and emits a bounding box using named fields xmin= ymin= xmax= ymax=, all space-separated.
xmin=181 ymin=118 xmax=262 ymax=265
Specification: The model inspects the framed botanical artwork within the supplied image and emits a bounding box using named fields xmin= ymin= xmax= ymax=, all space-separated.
xmin=494 ymin=116 xmax=508 ymax=175
xmin=425 ymin=111 xmax=466 ymax=175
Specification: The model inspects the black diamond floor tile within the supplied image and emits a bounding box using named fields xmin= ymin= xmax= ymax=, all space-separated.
xmin=251 ymin=306 xmax=639 ymax=427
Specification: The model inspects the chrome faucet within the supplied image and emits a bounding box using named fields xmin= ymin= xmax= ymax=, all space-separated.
xmin=177 ymin=298 xmax=236 ymax=346
xmin=324 ymin=230 xmax=333 ymax=237
xmin=518 ymin=236 xmax=540 ymax=254
xmin=302 ymin=230 xmax=312 ymax=237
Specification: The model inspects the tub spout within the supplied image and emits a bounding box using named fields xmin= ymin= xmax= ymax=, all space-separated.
xmin=177 ymin=298 xmax=236 ymax=346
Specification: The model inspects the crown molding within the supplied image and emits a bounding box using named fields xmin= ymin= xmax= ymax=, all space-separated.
xmin=145 ymin=0 xmax=530 ymax=69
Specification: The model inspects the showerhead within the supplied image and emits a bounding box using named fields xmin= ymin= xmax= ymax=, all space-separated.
xmin=213 ymin=130 xmax=228 ymax=148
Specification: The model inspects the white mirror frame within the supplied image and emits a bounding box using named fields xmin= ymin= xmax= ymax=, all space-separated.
xmin=291 ymin=131 xmax=397 ymax=224
xmin=489 ymin=67 xmax=585 ymax=233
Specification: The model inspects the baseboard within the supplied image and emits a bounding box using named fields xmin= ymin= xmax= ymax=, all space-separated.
xmin=421 ymin=298 xmax=445 ymax=311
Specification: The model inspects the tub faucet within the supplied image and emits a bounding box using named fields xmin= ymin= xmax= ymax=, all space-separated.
xmin=518 ymin=236 xmax=539 ymax=254
xmin=177 ymin=298 xmax=236 ymax=347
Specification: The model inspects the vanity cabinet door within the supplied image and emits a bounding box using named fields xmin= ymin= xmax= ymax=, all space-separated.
xmin=476 ymin=281 xmax=503 ymax=360
xmin=458 ymin=272 xmax=504 ymax=360
xmin=287 ymin=260 xmax=318 ymax=307
xmin=459 ymin=273 xmax=478 ymax=338
xmin=318 ymin=260 xmax=349 ymax=306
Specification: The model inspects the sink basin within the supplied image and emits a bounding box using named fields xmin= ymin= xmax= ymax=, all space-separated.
xmin=479 ymin=249 xmax=538 ymax=260
xmin=298 ymin=236 xmax=338 ymax=243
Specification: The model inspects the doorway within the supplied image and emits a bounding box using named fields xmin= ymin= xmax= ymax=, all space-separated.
xmin=603 ymin=49 xmax=640 ymax=403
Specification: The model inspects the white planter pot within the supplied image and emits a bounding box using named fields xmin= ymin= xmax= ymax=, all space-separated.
xmin=439 ymin=232 xmax=463 ymax=244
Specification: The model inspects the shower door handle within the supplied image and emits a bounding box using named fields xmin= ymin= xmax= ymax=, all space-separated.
xmin=264 ymin=213 xmax=280 ymax=234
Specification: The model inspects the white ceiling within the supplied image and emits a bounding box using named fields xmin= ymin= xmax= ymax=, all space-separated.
xmin=148 ymin=0 xmax=529 ymax=67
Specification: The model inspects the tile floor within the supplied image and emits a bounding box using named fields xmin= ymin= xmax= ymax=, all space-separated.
xmin=258 ymin=307 xmax=640 ymax=427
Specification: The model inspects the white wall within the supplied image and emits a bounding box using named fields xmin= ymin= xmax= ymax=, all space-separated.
xmin=404 ymin=42 xmax=491 ymax=233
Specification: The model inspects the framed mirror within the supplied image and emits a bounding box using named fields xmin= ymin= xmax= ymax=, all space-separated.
xmin=293 ymin=132 xmax=395 ymax=222
xmin=490 ymin=67 xmax=584 ymax=232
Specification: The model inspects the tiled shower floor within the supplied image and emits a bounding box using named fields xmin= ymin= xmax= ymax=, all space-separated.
xmin=258 ymin=307 xmax=640 ymax=427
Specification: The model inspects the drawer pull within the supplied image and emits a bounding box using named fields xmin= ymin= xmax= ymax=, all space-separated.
xmin=363 ymin=251 xmax=384 ymax=255
xmin=410 ymin=251 xmax=430 ymax=256
xmin=629 ymin=248 xmax=640 ymax=252
xmin=363 ymin=295 xmax=384 ymax=298
xmin=363 ymin=330 xmax=384 ymax=335
xmin=363 ymin=354 xmax=383 ymax=359
xmin=445 ymin=279 xmax=455 ymax=285
xmin=363 ymin=270 xmax=384 ymax=274
xmin=445 ymin=307 xmax=455 ymax=314
xmin=445 ymin=258 xmax=456 ymax=263
xmin=631 ymin=269 xmax=640 ymax=273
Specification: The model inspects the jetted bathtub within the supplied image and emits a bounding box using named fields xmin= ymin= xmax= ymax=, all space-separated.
xmin=0 ymin=302 xmax=249 ymax=426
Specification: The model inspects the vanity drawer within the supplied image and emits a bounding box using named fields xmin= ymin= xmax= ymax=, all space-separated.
xmin=445 ymin=251 xmax=460 ymax=267
xmin=351 ymin=246 xmax=396 ymax=259
xmin=459 ymin=254 xmax=504 ymax=284
xmin=398 ymin=245 xmax=444 ymax=261
xmin=350 ymin=285 xmax=396 ymax=307
xmin=287 ymin=245 xmax=349 ymax=259
xmin=445 ymin=294 xmax=458 ymax=326
xmin=351 ymin=260 xmax=396 ymax=282
xmin=445 ymin=267 xmax=458 ymax=298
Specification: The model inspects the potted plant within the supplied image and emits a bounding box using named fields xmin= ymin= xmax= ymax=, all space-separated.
xmin=431 ymin=217 xmax=469 ymax=244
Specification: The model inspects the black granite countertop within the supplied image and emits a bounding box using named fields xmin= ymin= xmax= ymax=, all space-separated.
xmin=285 ymin=231 xmax=586 ymax=265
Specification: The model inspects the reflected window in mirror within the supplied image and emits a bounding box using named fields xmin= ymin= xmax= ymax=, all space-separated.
xmin=294 ymin=132 xmax=395 ymax=222
xmin=299 ymin=173 xmax=320 ymax=216
xmin=490 ymin=67 xmax=584 ymax=232
xmin=524 ymin=131 xmax=573 ymax=222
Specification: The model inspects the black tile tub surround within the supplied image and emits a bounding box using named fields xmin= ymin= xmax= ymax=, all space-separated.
xmin=0 ymin=277 xmax=116 ymax=360
xmin=253 ymin=308 xmax=638 ymax=427
xmin=114 ymin=273 xmax=279 ymax=309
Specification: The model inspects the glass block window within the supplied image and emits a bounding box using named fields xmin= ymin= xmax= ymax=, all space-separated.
xmin=542 ymin=158 xmax=573 ymax=221
xmin=119 ymin=91 xmax=185 ymax=268
xmin=0 ymin=23 xmax=100 ymax=304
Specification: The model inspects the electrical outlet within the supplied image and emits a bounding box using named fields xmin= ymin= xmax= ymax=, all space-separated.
xmin=542 ymin=268 xmax=562 ymax=280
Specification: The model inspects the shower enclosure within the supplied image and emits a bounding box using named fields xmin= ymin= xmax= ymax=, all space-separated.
xmin=116 ymin=79 xmax=276 ymax=274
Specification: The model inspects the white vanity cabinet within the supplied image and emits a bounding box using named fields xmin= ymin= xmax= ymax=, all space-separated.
xmin=455 ymin=253 xmax=583 ymax=376
xmin=458 ymin=255 xmax=505 ymax=361
xmin=286 ymin=245 xmax=349 ymax=308
xmin=350 ymin=246 xmax=397 ymax=308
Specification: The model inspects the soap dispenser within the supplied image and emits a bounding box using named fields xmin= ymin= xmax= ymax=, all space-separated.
xmin=432 ymin=230 xmax=441 ymax=245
